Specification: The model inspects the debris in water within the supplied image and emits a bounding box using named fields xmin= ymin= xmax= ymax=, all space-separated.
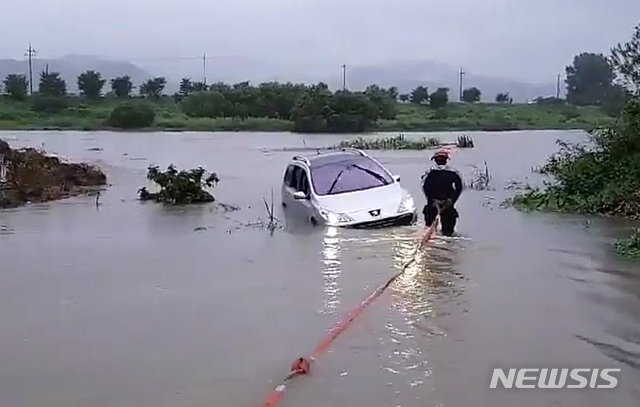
xmin=456 ymin=135 xmax=474 ymax=148
xmin=217 ymin=202 xmax=240 ymax=212
xmin=466 ymin=162 xmax=492 ymax=190
xmin=0 ymin=138 xmax=107 ymax=208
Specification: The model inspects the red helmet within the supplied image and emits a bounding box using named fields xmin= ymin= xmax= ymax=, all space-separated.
xmin=431 ymin=149 xmax=449 ymax=160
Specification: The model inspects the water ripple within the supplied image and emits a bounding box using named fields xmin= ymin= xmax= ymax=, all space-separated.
xmin=321 ymin=226 xmax=342 ymax=315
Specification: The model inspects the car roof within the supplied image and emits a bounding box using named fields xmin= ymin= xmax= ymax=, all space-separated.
xmin=293 ymin=149 xmax=371 ymax=169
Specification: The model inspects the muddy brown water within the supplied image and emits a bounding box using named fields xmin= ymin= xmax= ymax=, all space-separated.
xmin=0 ymin=130 xmax=639 ymax=407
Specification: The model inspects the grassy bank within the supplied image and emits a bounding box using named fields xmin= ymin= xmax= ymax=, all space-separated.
xmin=380 ymin=103 xmax=613 ymax=132
xmin=0 ymin=97 xmax=613 ymax=133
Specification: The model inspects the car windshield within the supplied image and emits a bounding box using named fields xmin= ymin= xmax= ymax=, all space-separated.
xmin=310 ymin=156 xmax=394 ymax=196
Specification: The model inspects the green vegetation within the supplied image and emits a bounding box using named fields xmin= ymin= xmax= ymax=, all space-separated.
xmin=338 ymin=134 xmax=441 ymax=150
xmin=377 ymin=103 xmax=610 ymax=132
xmin=337 ymin=133 xmax=474 ymax=150
xmin=0 ymin=96 xmax=613 ymax=133
xmin=614 ymin=229 xmax=640 ymax=258
xmin=510 ymin=23 xmax=640 ymax=257
xmin=0 ymin=49 xmax=622 ymax=133
xmin=138 ymin=164 xmax=220 ymax=204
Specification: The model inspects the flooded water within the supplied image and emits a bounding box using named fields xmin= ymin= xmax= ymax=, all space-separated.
xmin=0 ymin=130 xmax=639 ymax=407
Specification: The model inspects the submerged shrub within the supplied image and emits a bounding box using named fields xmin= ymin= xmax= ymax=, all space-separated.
xmin=338 ymin=134 xmax=441 ymax=150
xmin=512 ymin=96 xmax=640 ymax=218
xmin=138 ymin=164 xmax=219 ymax=204
xmin=614 ymin=228 xmax=640 ymax=258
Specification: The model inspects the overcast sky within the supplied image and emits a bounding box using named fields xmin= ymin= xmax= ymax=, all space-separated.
xmin=1 ymin=0 xmax=639 ymax=82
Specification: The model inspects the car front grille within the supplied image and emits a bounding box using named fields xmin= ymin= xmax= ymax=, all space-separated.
xmin=349 ymin=212 xmax=416 ymax=229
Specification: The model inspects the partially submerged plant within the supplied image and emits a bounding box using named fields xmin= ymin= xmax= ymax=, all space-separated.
xmin=614 ymin=228 xmax=640 ymax=258
xmin=456 ymin=135 xmax=474 ymax=148
xmin=338 ymin=133 xmax=441 ymax=150
xmin=138 ymin=164 xmax=219 ymax=204
xmin=466 ymin=162 xmax=492 ymax=190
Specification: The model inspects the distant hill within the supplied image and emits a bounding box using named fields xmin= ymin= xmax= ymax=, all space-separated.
xmin=0 ymin=55 xmax=159 ymax=94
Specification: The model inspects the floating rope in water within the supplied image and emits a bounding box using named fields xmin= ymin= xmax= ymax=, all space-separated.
xmin=258 ymin=212 xmax=441 ymax=407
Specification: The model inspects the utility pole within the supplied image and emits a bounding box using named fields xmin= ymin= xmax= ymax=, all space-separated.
xmin=202 ymin=54 xmax=207 ymax=85
xmin=555 ymin=73 xmax=561 ymax=99
xmin=341 ymin=64 xmax=346 ymax=90
xmin=25 ymin=43 xmax=36 ymax=95
xmin=458 ymin=68 xmax=465 ymax=101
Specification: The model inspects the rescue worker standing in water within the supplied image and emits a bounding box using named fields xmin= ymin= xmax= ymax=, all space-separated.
xmin=421 ymin=149 xmax=463 ymax=236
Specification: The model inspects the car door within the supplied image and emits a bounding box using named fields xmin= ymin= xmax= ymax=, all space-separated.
xmin=281 ymin=164 xmax=295 ymax=206
xmin=283 ymin=164 xmax=302 ymax=209
xmin=296 ymin=168 xmax=314 ymax=219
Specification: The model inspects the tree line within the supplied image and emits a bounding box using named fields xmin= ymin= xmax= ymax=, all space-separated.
xmin=0 ymin=71 xmax=512 ymax=106
xmin=1 ymin=71 xmax=167 ymax=100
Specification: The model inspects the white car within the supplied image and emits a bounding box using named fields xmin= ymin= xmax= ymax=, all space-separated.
xmin=281 ymin=148 xmax=417 ymax=228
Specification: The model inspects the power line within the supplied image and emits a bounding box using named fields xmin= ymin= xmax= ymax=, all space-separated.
xmin=202 ymin=54 xmax=207 ymax=85
xmin=24 ymin=43 xmax=36 ymax=95
xmin=458 ymin=68 xmax=465 ymax=101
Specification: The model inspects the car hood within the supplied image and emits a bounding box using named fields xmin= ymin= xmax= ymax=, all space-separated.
xmin=315 ymin=183 xmax=407 ymax=214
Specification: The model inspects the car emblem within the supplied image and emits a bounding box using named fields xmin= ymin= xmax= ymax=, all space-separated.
xmin=369 ymin=209 xmax=381 ymax=217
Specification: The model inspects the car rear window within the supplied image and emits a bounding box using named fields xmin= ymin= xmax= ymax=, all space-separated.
xmin=310 ymin=156 xmax=393 ymax=196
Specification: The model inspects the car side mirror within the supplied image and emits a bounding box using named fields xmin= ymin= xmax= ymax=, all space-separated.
xmin=293 ymin=191 xmax=308 ymax=200
xmin=393 ymin=175 xmax=401 ymax=182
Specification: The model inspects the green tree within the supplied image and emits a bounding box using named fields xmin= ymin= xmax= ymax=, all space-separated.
xmin=410 ymin=86 xmax=429 ymax=104
xmin=77 ymin=70 xmax=105 ymax=99
xmin=179 ymin=78 xmax=194 ymax=96
xmin=107 ymin=102 xmax=156 ymax=128
xmin=429 ymin=87 xmax=449 ymax=109
xmin=110 ymin=76 xmax=133 ymax=98
xmin=364 ymin=84 xmax=397 ymax=120
xmin=462 ymin=87 xmax=481 ymax=103
xmin=2 ymin=74 xmax=28 ymax=100
xmin=140 ymin=77 xmax=166 ymax=98
xmin=192 ymin=81 xmax=208 ymax=91
xmin=495 ymin=92 xmax=511 ymax=103
xmin=181 ymin=91 xmax=233 ymax=118
xmin=399 ymin=94 xmax=409 ymax=103
xmin=38 ymin=71 xmax=66 ymax=97
xmin=565 ymin=53 xmax=614 ymax=106
xmin=610 ymin=23 xmax=640 ymax=88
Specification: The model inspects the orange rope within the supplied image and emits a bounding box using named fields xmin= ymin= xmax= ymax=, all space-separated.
xmin=258 ymin=212 xmax=441 ymax=407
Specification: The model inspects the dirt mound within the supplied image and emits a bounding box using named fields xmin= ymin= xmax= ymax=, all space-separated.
xmin=0 ymin=139 xmax=107 ymax=208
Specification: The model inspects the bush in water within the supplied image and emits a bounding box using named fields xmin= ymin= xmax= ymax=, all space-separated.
xmin=107 ymin=102 xmax=156 ymax=128
xmin=338 ymin=134 xmax=441 ymax=150
xmin=138 ymin=164 xmax=219 ymax=204
xmin=511 ymin=96 xmax=640 ymax=217
xmin=510 ymin=95 xmax=640 ymax=256
xmin=614 ymin=228 xmax=640 ymax=258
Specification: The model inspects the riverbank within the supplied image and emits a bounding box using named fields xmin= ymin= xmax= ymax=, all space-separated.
xmin=0 ymin=98 xmax=613 ymax=133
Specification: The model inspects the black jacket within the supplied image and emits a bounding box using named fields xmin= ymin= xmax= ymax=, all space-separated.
xmin=422 ymin=166 xmax=463 ymax=203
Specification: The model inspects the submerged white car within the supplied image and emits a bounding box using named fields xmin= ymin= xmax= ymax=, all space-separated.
xmin=281 ymin=148 xmax=417 ymax=228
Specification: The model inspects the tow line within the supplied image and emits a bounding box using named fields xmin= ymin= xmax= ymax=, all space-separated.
xmin=259 ymin=212 xmax=441 ymax=407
